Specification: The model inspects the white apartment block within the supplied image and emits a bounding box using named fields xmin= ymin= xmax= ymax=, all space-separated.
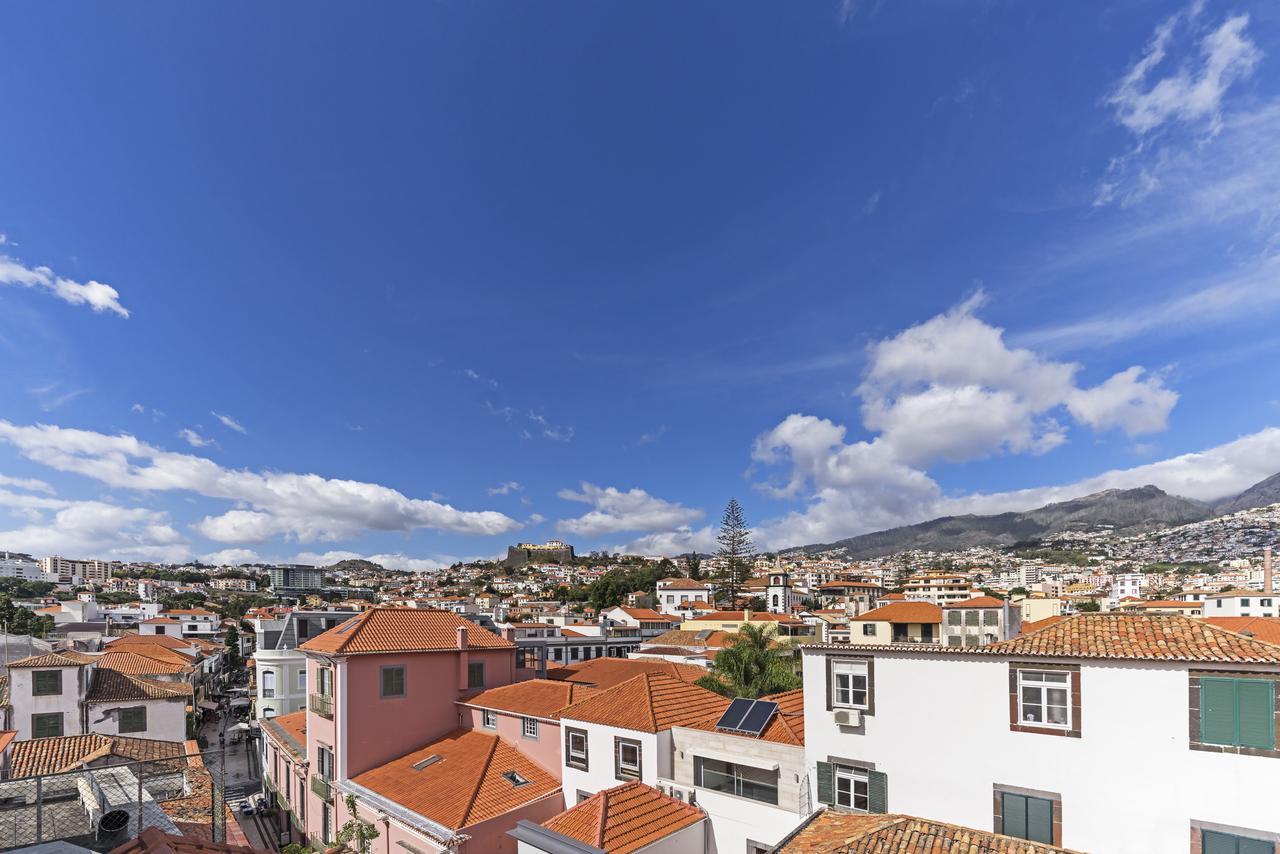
xmin=901 ymin=573 xmax=973 ymax=605
xmin=1109 ymin=572 xmax=1144 ymax=604
xmin=800 ymin=614 xmax=1280 ymax=853
xmin=1205 ymin=590 xmax=1278 ymax=618
xmin=0 ymin=552 xmax=42 ymax=581
xmin=39 ymin=556 xmax=117 ymax=584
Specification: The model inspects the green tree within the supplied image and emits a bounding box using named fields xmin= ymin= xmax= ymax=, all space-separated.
xmin=694 ymin=623 xmax=800 ymax=699
xmin=1076 ymin=600 xmax=1101 ymax=613
xmin=223 ymin=625 xmax=243 ymax=669
xmin=687 ymin=552 xmax=702 ymax=580
xmin=716 ymin=498 xmax=754 ymax=607
xmin=336 ymin=794 xmax=380 ymax=854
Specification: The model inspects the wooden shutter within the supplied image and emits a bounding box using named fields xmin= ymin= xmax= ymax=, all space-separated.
xmin=815 ymin=761 xmax=833 ymax=806
xmin=1236 ymin=679 xmax=1275 ymax=749
xmin=867 ymin=770 xmax=888 ymax=814
xmin=1002 ymin=793 xmax=1027 ymax=839
xmin=1025 ymin=796 xmax=1053 ymax=844
xmin=1200 ymin=679 xmax=1237 ymax=745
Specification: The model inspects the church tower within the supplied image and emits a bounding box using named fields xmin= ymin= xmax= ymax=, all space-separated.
xmin=766 ymin=555 xmax=791 ymax=614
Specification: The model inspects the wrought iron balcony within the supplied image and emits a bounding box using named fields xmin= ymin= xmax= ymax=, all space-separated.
xmin=310 ymin=774 xmax=333 ymax=801
xmin=308 ymin=692 xmax=333 ymax=718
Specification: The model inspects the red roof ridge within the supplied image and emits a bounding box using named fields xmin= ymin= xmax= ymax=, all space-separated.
xmin=460 ymin=733 xmax=501 ymax=828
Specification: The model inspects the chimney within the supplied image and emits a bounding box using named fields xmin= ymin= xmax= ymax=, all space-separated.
xmin=743 ymin=609 xmax=751 ymax=622
xmin=1266 ymin=547 xmax=1274 ymax=595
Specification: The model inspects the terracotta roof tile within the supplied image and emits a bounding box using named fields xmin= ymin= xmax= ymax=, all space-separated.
xmin=299 ymin=606 xmax=513 ymax=655
xmin=459 ymin=679 xmax=598 ymax=720
xmin=853 ymin=602 xmax=943 ymax=624
xmin=683 ymin=687 xmax=805 ymax=746
xmin=657 ymin=578 xmax=712 ymax=590
xmin=1019 ymin=615 xmax=1068 ymax=635
xmin=351 ymin=729 xmax=559 ymax=831
xmin=809 ymin=614 xmax=1280 ymax=664
xmin=545 ymin=658 xmax=707 ymax=690
xmin=7 ymin=651 xmax=96 ymax=668
xmin=108 ymin=825 xmax=266 ymax=854
xmin=559 ymin=672 xmax=729 ymax=733
xmin=942 ymin=596 xmax=1007 ymax=608
xmin=261 ymin=710 xmax=307 ymax=762
xmin=643 ymin=629 xmax=732 ymax=649
xmin=96 ymin=650 xmax=195 ymax=676
xmin=107 ymin=635 xmax=199 ymax=652
xmin=87 ymin=669 xmax=193 ymax=703
xmin=615 ymin=607 xmax=680 ymax=623
xmin=9 ymin=734 xmax=186 ymax=778
xmin=1203 ymin=616 xmax=1280 ymax=646
xmin=541 ymin=782 xmax=704 ymax=854
xmin=777 ymin=811 xmax=1073 ymax=853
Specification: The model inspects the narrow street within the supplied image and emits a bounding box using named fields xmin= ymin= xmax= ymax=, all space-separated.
xmin=199 ymin=709 xmax=272 ymax=850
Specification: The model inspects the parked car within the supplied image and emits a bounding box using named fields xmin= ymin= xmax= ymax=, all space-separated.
xmin=239 ymin=801 xmax=255 ymax=816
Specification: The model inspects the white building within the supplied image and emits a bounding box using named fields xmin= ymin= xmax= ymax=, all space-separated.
xmin=940 ymin=596 xmax=1021 ymax=647
xmin=39 ymin=556 xmax=116 ymax=584
xmin=1204 ymin=590 xmax=1278 ymax=619
xmin=799 ymin=613 xmax=1280 ymax=853
xmin=655 ymin=577 xmax=717 ymax=617
xmin=251 ymin=608 xmax=361 ymax=718
xmin=1109 ymin=572 xmax=1144 ymax=604
xmin=0 ymin=553 xmax=42 ymax=581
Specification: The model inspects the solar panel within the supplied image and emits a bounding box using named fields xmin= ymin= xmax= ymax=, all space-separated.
xmin=737 ymin=700 xmax=778 ymax=736
xmin=693 ymin=629 xmax=712 ymax=641
xmin=715 ymin=697 xmax=755 ymax=732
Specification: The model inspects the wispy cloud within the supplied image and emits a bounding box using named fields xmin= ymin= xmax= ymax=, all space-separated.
xmin=463 ymin=368 xmax=499 ymax=388
xmin=487 ymin=480 xmax=522 ymax=496
xmin=529 ymin=411 xmax=575 ymax=442
xmin=211 ymin=411 xmax=247 ymax=434
xmin=178 ymin=428 xmax=217 ymax=449
xmin=863 ymin=191 xmax=882 ymax=215
xmin=0 ymin=253 xmax=129 ymax=318
xmin=633 ymin=425 xmax=667 ymax=447
xmin=28 ymin=382 xmax=90 ymax=412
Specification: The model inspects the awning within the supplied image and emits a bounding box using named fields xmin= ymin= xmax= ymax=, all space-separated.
xmin=230 ymin=697 xmax=251 ymax=707
xmin=197 ymin=700 xmax=219 ymax=712
xmin=690 ymin=748 xmax=780 ymax=771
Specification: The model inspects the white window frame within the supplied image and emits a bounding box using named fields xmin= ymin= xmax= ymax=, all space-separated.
xmin=566 ymin=729 xmax=588 ymax=767
xmin=1017 ymin=669 xmax=1071 ymax=730
xmin=834 ymin=765 xmax=869 ymax=812
xmin=616 ymin=739 xmax=641 ymax=779
xmin=832 ymin=660 xmax=869 ymax=710
xmin=297 ymin=670 xmax=307 ymax=692
xmin=482 ymin=709 xmax=497 ymax=729
xmin=522 ymin=716 xmax=539 ymax=739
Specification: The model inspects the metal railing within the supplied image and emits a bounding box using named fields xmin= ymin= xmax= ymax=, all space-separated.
xmin=308 ymin=693 xmax=333 ymax=718
xmin=310 ymin=775 xmax=333 ymax=802
xmin=0 ymin=747 xmax=227 ymax=851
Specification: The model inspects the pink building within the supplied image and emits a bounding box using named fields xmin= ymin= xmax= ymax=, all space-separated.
xmin=456 ymin=678 xmax=599 ymax=777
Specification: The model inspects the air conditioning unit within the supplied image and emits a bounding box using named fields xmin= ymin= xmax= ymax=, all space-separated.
xmin=833 ymin=709 xmax=862 ymax=727
xmin=658 ymin=782 xmax=697 ymax=805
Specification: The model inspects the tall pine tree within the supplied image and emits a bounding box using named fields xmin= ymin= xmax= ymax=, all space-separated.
xmin=716 ymin=498 xmax=754 ymax=607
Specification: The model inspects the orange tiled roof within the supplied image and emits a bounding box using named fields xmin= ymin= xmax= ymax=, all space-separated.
xmin=107 ymin=634 xmax=198 ymax=652
xmin=683 ymin=686 xmax=805 ymax=746
xmin=299 ymin=606 xmax=513 ymax=655
xmin=657 ymin=578 xmax=712 ymax=590
xmin=643 ymin=629 xmax=733 ymax=648
xmin=459 ymin=679 xmax=598 ymax=720
xmin=777 ymin=810 xmax=1071 ymax=853
xmin=853 ymin=602 xmax=943 ymax=624
xmin=1019 ymin=615 xmax=1068 ymax=635
xmin=352 ymin=729 xmax=559 ymax=832
xmin=142 ymin=618 xmax=181 ymax=625
xmin=1204 ymin=617 xmax=1280 ymax=646
xmin=986 ymin=613 xmax=1280 ymax=662
xmin=261 ymin=710 xmax=307 ymax=762
xmin=7 ymin=651 xmax=96 ymax=668
xmin=693 ymin=611 xmax=800 ymax=622
xmin=108 ymin=825 xmax=266 ymax=854
xmin=95 ymin=650 xmax=194 ymax=676
xmin=545 ymin=658 xmax=707 ymax=689
xmin=616 ymin=607 xmax=680 ymax=623
xmin=541 ymin=782 xmax=704 ymax=854
xmin=559 ymin=672 xmax=729 ymax=733
xmin=942 ymin=596 xmax=1007 ymax=609
xmin=9 ymin=734 xmax=186 ymax=778
xmin=87 ymin=669 xmax=193 ymax=703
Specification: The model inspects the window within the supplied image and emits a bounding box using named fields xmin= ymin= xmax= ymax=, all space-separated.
xmin=316 ymin=666 xmax=333 ymax=697
xmin=522 ymin=717 xmax=539 ymax=739
xmin=261 ymin=669 xmax=276 ymax=699
xmin=614 ymin=737 xmax=641 ymax=780
xmin=32 ymin=713 xmax=63 ymax=739
xmin=1200 ymin=678 xmax=1274 ymax=749
xmin=947 ymin=636 xmax=961 ymax=647
xmin=119 ymin=706 xmax=147 ymax=734
xmin=316 ymin=745 xmax=334 ymax=781
xmin=1202 ymin=829 xmax=1274 ymax=854
xmin=832 ymin=660 xmax=869 ymax=709
xmin=983 ymin=610 xmax=1000 ymax=625
xmin=571 ymin=647 xmax=580 ymax=661
xmin=862 ymin=624 xmax=876 ymax=637
xmin=1000 ymin=792 xmax=1054 ymax=844
xmin=835 ymin=765 xmax=868 ymax=811
xmin=947 ymin=610 xmax=961 ymax=626
xmin=468 ymin=662 xmax=485 ymax=689
xmin=1262 ymin=599 xmax=1273 ymax=608
xmin=321 ymin=802 xmax=332 ymax=845
xmin=1018 ymin=670 xmax=1071 ymax=729
xmin=565 ymin=727 xmax=588 ymax=770
xmin=380 ymin=666 xmax=406 ymax=698
xmin=298 ymin=670 xmax=307 ymax=691
xmin=695 ymin=757 xmax=778 ymax=805
xmin=482 ymin=710 xmax=497 ymax=729
xmin=32 ymin=670 xmax=62 ymax=696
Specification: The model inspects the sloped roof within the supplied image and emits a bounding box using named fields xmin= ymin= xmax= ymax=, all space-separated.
xmin=540 ymin=782 xmax=704 ymax=854
xmin=352 ymin=729 xmax=559 ymax=831
xmin=7 ymin=651 xmax=96 ymax=668
xmin=614 ymin=607 xmax=680 ymax=623
xmin=643 ymin=629 xmax=732 ymax=649
xmin=107 ymin=634 xmax=198 ymax=652
xmin=459 ymin=679 xmax=598 ymax=720
xmin=96 ymin=650 xmax=195 ymax=676
xmin=260 ymin=710 xmax=307 ymax=762
xmin=853 ymin=602 xmax=943 ymax=624
xmin=299 ymin=607 xmax=513 ymax=655
xmin=1203 ymin=616 xmax=1280 ymax=646
xmin=1019 ymin=615 xmax=1068 ymax=635
xmin=108 ymin=826 xmax=266 ymax=854
xmin=942 ymin=596 xmax=1007 ymax=609
xmin=559 ymin=672 xmax=729 ymax=733
xmin=657 ymin=578 xmax=712 ymax=590
xmin=683 ymin=686 xmax=805 ymax=746
xmin=777 ymin=811 xmax=1071 ymax=853
xmin=87 ymin=669 xmax=193 ymax=703
xmin=545 ymin=657 xmax=707 ymax=690
xmin=9 ymin=734 xmax=186 ymax=778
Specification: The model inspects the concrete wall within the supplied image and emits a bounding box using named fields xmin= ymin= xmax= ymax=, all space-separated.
xmin=802 ymin=647 xmax=1280 ymax=853
xmin=10 ymin=665 xmax=87 ymax=740
xmin=86 ymin=698 xmax=186 ymax=742
xmin=558 ymin=719 xmax=660 ymax=808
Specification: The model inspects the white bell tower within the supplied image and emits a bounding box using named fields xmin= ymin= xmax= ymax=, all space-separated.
xmin=766 ymin=555 xmax=791 ymax=614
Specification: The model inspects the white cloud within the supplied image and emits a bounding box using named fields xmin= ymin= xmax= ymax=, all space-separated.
xmin=634 ymin=426 xmax=667 ymax=447
xmin=292 ymin=550 xmax=453 ymax=573
xmin=0 ymin=254 xmax=129 ymax=318
xmin=202 ymin=548 xmax=262 ymax=565
xmin=177 ymin=428 xmax=216 ymax=449
xmin=464 ymin=369 xmax=499 ymax=388
xmin=1107 ymin=5 xmax=1260 ymax=137
xmin=527 ymin=513 xmax=546 ymax=525
xmin=529 ymin=412 xmax=574 ymax=442
xmin=211 ymin=412 xmax=247 ymax=434
xmin=1064 ymin=366 xmax=1179 ymax=435
xmin=864 ymin=191 xmax=882 ymax=215
xmin=0 ymin=474 xmax=54 ymax=494
xmin=617 ymin=525 xmax=717 ymax=557
xmin=0 ymin=490 xmax=188 ymax=562
xmin=487 ymin=481 xmax=522 ymax=496
xmin=556 ymin=482 xmax=704 ymax=537
xmin=0 ymin=420 xmax=523 ymax=545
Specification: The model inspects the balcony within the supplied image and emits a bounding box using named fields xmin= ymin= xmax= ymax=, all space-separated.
xmin=310 ymin=774 xmax=334 ymax=801
xmin=308 ymin=693 xmax=333 ymax=718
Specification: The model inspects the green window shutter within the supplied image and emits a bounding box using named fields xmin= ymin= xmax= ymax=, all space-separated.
xmin=1002 ymin=793 xmax=1027 ymax=839
xmin=1235 ymin=679 xmax=1274 ymax=749
xmin=1201 ymin=679 xmax=1238 ymax=745
xmin=1240 ymin=837 xmax=1273 ymax=854
xmin=867 ymin=770 xmax=888 ymax=814
xmin=1025 ymin=796 xmax=1053 ymax=844
xmin=815 ymin=762 xmax=833 ymax=806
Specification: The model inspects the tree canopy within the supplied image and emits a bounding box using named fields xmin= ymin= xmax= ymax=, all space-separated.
xmin=694 ymin=623 xmax=800 ymax=699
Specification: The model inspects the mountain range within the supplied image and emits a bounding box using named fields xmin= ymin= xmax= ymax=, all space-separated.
xmin=788 ymin=474 xmax=1280 ymax=559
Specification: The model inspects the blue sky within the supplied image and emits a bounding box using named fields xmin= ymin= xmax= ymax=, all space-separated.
xmin=2 ymin=1 xmax=1280 ymax=568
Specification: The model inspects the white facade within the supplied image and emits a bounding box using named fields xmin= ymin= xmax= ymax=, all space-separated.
xmin=85 ymin=696 xmax=187 ymax=742
xmin=255 ymin=647 xmax=309 ymax=718
xmin=557 ymin=718 xmax=669 ymax=807
xmin=801 ymin=646 xmax=1280 ymax=853
xmin=656 ymin=580 xmax=716 ymax=617
xmin=9 ymin=663 xmax=91 ymax=741
xmin=1205 ymin=592 xmax=1278 ymax=618
xmin=1110 ymin=573 xmax=1144 ymax=604
xmin=0 ymin=553 xmax=42 ymax=581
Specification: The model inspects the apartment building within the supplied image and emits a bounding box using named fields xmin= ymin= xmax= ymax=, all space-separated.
xmin=0 ymin=552 xmax=42 ymax=581
xmin=901 ymin=572 xmax=973 ymax=605
xmin=940 ymin=596 xmax=1021 ymax=647
xmin=250 ymin=608 xmax=362 ymax=719
xmin=850 ymin=602 xmax=942 ymax=645
xmin=655 ymin=577 xmax=717 ymax=617
xmin=1205 ymin=590 xmax=1278 ymax=618
xmin=599 ymin=606 xmax=681 ymax=638
xmin=39 ymin=556 xmax=117 ymax=584
xmin=800 ymin=613 xmax=1280 ymax=852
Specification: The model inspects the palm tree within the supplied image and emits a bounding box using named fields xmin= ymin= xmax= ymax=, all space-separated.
xmin=695 ymin=623 xmax=800 ymax=699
